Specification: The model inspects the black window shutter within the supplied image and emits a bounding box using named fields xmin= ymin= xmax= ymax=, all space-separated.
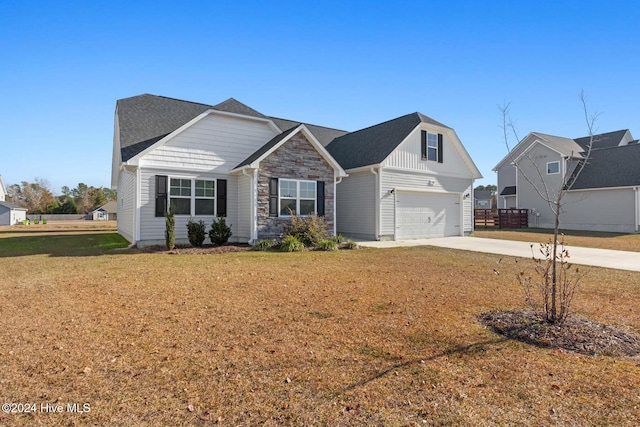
xmin=316 ymin=181 xmax=325 ymax=216
xmin=216 ymin=179 xmax=227 ymax=217
xmin=437 ymin=133 xmax=444 ymax=163
xmin=269 ymin=178 xmax=278 ymax=217
xmin=421 ymin=130 xmax=427 ymax=160
xmin=155 ymin=175 xmax=168 ymax=217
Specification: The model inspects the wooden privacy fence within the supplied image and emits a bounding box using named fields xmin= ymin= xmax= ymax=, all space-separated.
xmin=474 ymin=208 xmax=528 ymax=229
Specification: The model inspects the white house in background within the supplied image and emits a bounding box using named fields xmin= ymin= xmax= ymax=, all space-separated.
xmin=326 ymin=114 xmax=482 ymax=240
xmin=0 ymin=175 xmax=6 ymax=201
xmin=90 ymin=200 xmax=118 ymax=220
xmin=0 ymin=201 xmax=27 ymax=225
xmin=494 ymin=130 xmax=640 ymax=233
xmin=112 ymin=94 xmax=481 ymax=246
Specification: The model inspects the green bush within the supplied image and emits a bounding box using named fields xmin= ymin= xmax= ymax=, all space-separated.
xmin=34 ymin=219 xmax=40 ymax=224
xmin=165 ymin=207 xmax=175 ymax=250
xmin=254 ymin=239 xmax=274 ymax=251
xmin=332 ymin=234 xmax=345 ymax=244
xmin=186 ymin=219 xmax=206 ymax=247
xmin=345 ymin=240 xmax=358 ymax=250
xmin=209 ymin=217 xmax=232 ymax=245
xmin=317 ymin=239 xmax=338 ymax=251
xmin=279 ymin=235 xmax=304 ymax=252
xmin=283 ymin=215 xmax=328 ymax=247
xmin=42 ymin=219 xmax=47 ymax=224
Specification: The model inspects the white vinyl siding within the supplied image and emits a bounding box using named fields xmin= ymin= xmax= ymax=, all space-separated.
xmin=116 ymin=169 xmax=136 ymax=243
xmin=236 ymin=173 xmax=253 ymax=242
xmin=335 ymin=170 xmax=376 ymax=239
xmin=383 ymin=127 xmax=475 ymax=178
xmin=138 ymin=114 xmax=277 ymax=173
xmin=380 ymin=169 xmax=472 ymax=238
xmin=138 ymin=168 xmax=240 ymax=245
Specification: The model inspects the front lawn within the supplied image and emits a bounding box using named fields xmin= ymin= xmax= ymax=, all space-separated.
xmin=0 ymin=228 xmax=639 ymax=426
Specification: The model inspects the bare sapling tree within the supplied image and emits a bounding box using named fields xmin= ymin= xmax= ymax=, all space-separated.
xmin=500 ymin=91 xmax=600 ymax=324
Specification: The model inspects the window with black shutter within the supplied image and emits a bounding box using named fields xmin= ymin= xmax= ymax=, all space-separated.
xmin=155 ymin=175 xmax=168 ymax=217
xmin=269 ymin=178 xmax=278 ymax=217
xmin=316 ymin=181 xmax=325 ymax=216
xmin=216 ymin=179 xmax=227 ymax=217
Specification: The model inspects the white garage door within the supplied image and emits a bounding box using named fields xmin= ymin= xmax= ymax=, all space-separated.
xmin=396 ymin=192 xmax=460 ymax=239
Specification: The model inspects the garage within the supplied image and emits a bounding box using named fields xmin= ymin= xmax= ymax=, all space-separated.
xmin=396 ymin=191 xmax=460 ymax=239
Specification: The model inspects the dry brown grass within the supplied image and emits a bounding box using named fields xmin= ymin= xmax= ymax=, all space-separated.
xmin=1 ymin=225 xmax=639 ymax=426
xmin=473 ymin=228 xmax=640 ymax=252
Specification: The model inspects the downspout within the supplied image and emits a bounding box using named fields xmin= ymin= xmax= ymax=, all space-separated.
xmin=635 ymin=187 xmax=639 ymax=233
xmin=135 ymin=167 xmax=141 ymax=243
xmin=370 ymin=167 xmax=379 ymax=240
xmin=334 ymin=175 xmax=343 ymax=236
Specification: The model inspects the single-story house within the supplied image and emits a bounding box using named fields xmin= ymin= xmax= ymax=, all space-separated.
xmin=112 ymin=94 xmax=481 ymax=246
xmin=90 ymin=200 xmax=118 ymax=220
xmin=0 ymin=201 xmax=27 ymax=226
xmin=494 ymin=129 xmax=640 ymax=233
xmin=473 ymin=189 xmax=493 ymax=208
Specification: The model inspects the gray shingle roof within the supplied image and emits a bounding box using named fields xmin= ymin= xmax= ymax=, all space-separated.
xmin=0 ymin=201 xmax=27 ymax=210
xmin=500 ymin=186 xmax=516 ymax=196
xmin=325 ymin=112 xmax=450 ymax=170
xmin=116 ymin=94 xmax=348 ymax=161
xmin=574 ymin=129 xmax=628 ymax=151
xmin=569 ymin=143 xmax=640 ymax=190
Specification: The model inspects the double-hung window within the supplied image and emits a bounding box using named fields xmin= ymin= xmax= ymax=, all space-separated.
xmin=279 ymin=179 xmax=316 ymax=216
xmin=168 ymin=178 xmax=216 ymax=216
xmin=427 ymin=132 xmax=438 ymax=161
xmin=169 ymin=178 xmax=192 ymax=215
xmin=195 ymin=179 xmax=215 ymax=215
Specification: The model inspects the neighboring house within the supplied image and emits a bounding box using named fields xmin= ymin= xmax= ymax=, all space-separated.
xmin=91 ymin=200 xmax=118 ymax=220
xmin=326 ymin=113 xmax=482 ymax=240
xmin=112 ymin=94 xmax=481 ymax=246
xmin=0 ymin=175 xmax=6 ymax=201
xmin=474 ymin=189 xmax=493 ymax=208
xmin=0 ymin=201 xmax=27 ymax=226
xmin=494 ymin=129 xmax=640 ymax=233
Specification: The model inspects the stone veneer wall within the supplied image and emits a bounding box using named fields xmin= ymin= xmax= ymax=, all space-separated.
xmin=257 ymin=133 xmax=335 ymax=240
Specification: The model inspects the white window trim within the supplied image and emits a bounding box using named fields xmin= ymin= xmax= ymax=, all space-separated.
xmin=168 ymin=176 xmax=217 ymax=216
xmin=546 ymin=161 xmax=560 ymax=175
xmin=278 ymin=179 xmax=316 ymax=217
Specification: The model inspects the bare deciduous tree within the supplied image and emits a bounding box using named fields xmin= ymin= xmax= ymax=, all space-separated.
xmin=501 ymin=91 xmax=599 ymax=324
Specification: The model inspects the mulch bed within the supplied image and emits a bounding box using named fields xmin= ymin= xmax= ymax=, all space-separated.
xmin=135 ymin=243 xmax=253 ymax=254
xmin=479 ymin=310 xmax=640 ymax=359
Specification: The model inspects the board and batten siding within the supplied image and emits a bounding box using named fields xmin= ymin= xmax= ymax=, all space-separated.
xmin=138 ymin=114 xmax=278 ymax=173
xmin=137 ymin=168 xmax=240 ymax=245
xmin=382 ymin=127 xmax=476 ymax=179
xmin=379 ymin=169 xmax=473 ymax=238
xmin=117 ymin=169 xmax=136 ymax=243
xmin=335 ymin=170 xmax=376 ymax=240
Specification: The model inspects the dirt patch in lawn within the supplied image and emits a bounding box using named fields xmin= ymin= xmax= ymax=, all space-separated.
xmin=479 ymin=310 xmax=640 ymax=359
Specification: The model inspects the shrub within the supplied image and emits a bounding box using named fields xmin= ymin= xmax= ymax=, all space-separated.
xmin=317 ymin=239 xmax=338 ymax=251
xmin=345 ymin=240 xmax=358 ymax=250
xmin=209 ymin=216 xmax=232 ymax=245
xmin=254 ymin=239 xmax=274 ymax=251
xmin=186 ymin=219 xmax=206 ymax=247
xmin=34 ymin=219 xmax=40 ymax=224
xmin=165 ymin=207 xmax=175 ymax=250
xmin=42 ymin=219 xmax=47 ymax=224
xmin=332 ymin=234 xmax=345 ymax=244
xmin=283 ymin=215 xmax=328 ymax=247
xmin=279 ymin=235 xmax=304 ymax=252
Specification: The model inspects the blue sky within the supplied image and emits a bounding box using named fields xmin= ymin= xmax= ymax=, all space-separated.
xmin=1 ymin=0 xmax=638 ymax=194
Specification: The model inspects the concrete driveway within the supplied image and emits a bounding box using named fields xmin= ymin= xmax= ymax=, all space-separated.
xmin=358 ymin=236 xmax=640 ymax=272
